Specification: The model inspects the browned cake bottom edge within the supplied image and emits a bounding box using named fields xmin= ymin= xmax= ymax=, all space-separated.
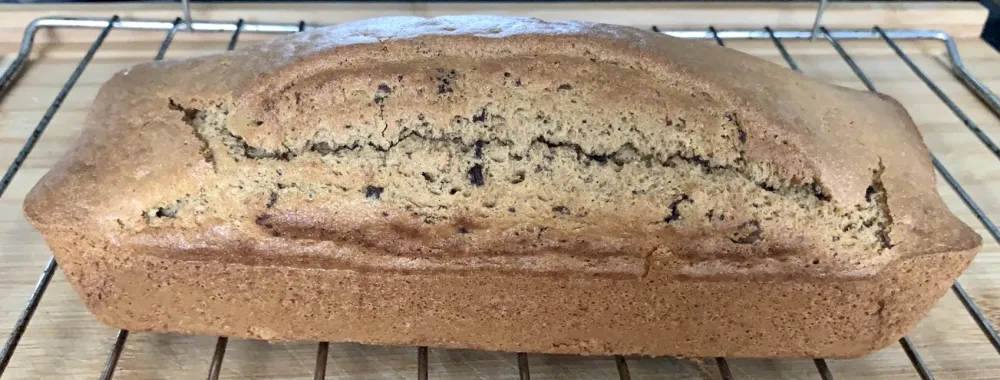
xmin=51 ymin=237 xmax=974 ymax=359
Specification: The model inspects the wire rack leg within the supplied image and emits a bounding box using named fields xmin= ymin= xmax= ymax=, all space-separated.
xmin=0 ymin=257 xmax=57 ymax=375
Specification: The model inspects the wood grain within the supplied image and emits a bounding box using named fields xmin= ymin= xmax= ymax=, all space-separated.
xmin=1 ymin=6 xmax=1000 ymax=380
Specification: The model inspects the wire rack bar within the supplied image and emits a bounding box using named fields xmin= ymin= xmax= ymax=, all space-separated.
xmin=764 ymin=26 xmax=800 ymax=72
xmin=517 ymin=352 xmax=530 ymax=380
xmin=98 ymin=330 xmax=129 ymax=380
xmin=615 ymin=355 xmax=630 ymax=380
xmin=417 ymin=346 xmax=428 ymax=380
xmin=207 ymin=337 xmax=228 ymax=380
xmin=953 ymin=282 xmax=1000 ymax=354
xmin=708 ymin=26 xmax=725 ymax=46
xmin=228 ymin=18 xmax=245 ymax=51
xmin=0 ymin=15 xmax=117 ymax=199
xmin=874 ymin=26 xmax=1000 ymax=161
xmin=715 ymin=357 xmax=734 ymax=380
xmin=0 ymin=257 xmax=56 ymax=374
xmin=0 ymin=16 xmax=998 ymax=380
xmin=814 ymin=359 xmax=834 ymax=380
xmin=899 ymin=337 xmax=935 ymax=380
xmin=314 ymin=342 xmax=329 ymax=380
xmin=155 ymin=17 xmax=183 ymax=61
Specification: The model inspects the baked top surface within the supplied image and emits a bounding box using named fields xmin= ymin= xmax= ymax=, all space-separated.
xmin=23 ymin=15 xmax=981 ymax=279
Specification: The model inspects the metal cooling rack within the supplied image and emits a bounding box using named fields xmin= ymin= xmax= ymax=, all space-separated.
xmin=0 ymin=15 xmax=999 ymax=380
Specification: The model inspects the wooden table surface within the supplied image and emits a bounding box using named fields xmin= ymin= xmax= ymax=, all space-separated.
xmin=1 ymin=3 xmax=1000 ymax=379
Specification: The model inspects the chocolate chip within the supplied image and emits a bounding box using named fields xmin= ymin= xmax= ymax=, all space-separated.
xmin=436 ymin=68 xmax=456 ymax=94
xmin=467 ymin=164 xmax=485 ymax=187
xmin=266 ymin=191 xmax=278 ymax=208
xmin=474 ymin=140 xmax=487 ymax=158
xmin=663 ymin=195 xmax=691 ymax=223
xmin=557 ymin=84 xmax=573 ymax=91
xmin=473 ymin=108 xmax=488 ymax=123
xmin=812 ymin=183 xmax=831 ymax=201
xmin=364 ymin=186 xmax=384 ymax=199
xmin=865 ymin=185 xmax=877 ymax=202
xmin=154 ymin=207 xmax=176 ymax=218
xmin=758 ymin=183 xmax=777 ymax=192
xmin=458 ymin=226 xmax=469 ymax=234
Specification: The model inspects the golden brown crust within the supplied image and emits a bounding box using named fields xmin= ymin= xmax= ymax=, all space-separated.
xmin=23 ymin=15 xmax=982 ymax=358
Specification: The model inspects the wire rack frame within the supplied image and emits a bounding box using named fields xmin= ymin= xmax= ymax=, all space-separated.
xmin=0 ymin=16 xmax=997 ymax=380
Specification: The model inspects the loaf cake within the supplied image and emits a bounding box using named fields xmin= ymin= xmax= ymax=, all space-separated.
xmin=23 ymin=15 xmax=982 ymax=359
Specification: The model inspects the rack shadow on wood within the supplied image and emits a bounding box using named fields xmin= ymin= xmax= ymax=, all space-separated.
xmin=1 ymin=16 xmax=999 ymax=380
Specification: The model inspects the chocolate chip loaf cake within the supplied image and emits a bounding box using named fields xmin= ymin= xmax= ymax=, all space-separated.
xmin=23 ymin=15 xmax=982 ymax=358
